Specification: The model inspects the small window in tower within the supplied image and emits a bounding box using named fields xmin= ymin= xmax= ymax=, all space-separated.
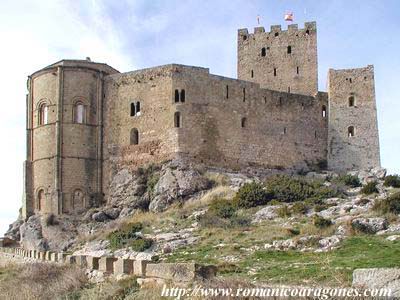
xmin=174 ymin=89 xmax=179 ymax=103
xmin=251 ymin=70 xmax=254 ymax=78
xmin=130 ymin=102 xmax=136 ymax=116
xmin=136 ymin=102 xmax=141 ymax=115
xmin=241 ymin=117 xmax=247 ymax=128
xmin=264 ymin=96 xmax=267 ymax=104
xmin=279 ymin=97 xmax=283 ymax=105
xmin=349 ymin=78 xmax=352 ymax=83
xmin=37 ymin=189 xmax=45 ymax=211
xmin=74 ymin=102 xmax=86 ymax=124
xmin=287 ymin=46 xmax=292 ymax=54
xmin=180 ymin=90 xmax=185 ymax=103
xmin=274 ymin=68 xmax=277 ymax=76
xmin=348 ymin=126 xmax=355 ymax=137
xmin=296 ymin=66 xmax=299 ymax=75
xmin=243 ymin=35 xmax=247 ymax=41
xmin=226 ymin=85 xmax=229 ymax=99
xmin=174 ymin=112 xmax=181 ymax=128
xmin=243 ymin=88 xmax=246 ymax=102
xmin=283 ymin=127 xmax=287 ymax=134
xmin=261 ymin=47 xmax=266 ymax=57
xmin=322 ymin=105 xmax=327 ymax=118
xmin=130 ymin=128 xmax=139 ymax=145
xmin=275 ymin=32 xmax=279 ymax=37
xmin=306 ymin=29 xmax=310 ymax=35
xmin=349 ymin=96 xmax=355 ymax=107
xmin=39 ymin=103 xmax=48 ymax=126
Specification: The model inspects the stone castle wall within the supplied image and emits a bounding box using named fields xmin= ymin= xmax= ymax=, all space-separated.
xmin=327 ymin=65 xmax=381 ymax=172
xmin=238 ymin=22 xmax=318 ymax=96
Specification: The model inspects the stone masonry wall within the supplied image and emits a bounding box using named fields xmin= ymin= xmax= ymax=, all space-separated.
xmin=238 ymin=22 xmax=318 ymax=96
xmin=327 ymin=65 xmax=381 ymax=172
xmin=172 ymin=66 xmax=328 ymax=170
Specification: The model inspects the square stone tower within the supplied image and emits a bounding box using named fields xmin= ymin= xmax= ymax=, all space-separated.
xmin=237 ymin=22 xmax=318 ymax=96
xmin=327 ymin=65 xmax=381 ymax=172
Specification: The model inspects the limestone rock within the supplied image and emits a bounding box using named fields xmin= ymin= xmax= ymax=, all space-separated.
xmin=19 ymin=215 xmax=48 ymax=251
xmin=92 ymin=211 xmax=110 ymax=222
xmin=353 ymin=268 xmax=400 ymax=297
xmin=351 ymin=217 xmax=388 ymax=234
xmin=252 ymin=205 xmax=279 ymax=223
xmin=103 ymin=208 xmax=121 ymax=220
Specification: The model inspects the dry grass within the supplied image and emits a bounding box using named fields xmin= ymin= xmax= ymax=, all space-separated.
xmin=184 ymin=185 xmax=235 ymax=210
xmin=0 ymin=262 xmax=87 ymax=300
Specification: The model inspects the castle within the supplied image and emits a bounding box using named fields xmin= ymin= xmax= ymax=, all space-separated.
xmin=21 ymin=21 xmax=381 ymax=218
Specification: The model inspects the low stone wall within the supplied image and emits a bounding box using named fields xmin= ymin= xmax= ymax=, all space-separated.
xmin=0 ymin=247 xmax=216 ymax=284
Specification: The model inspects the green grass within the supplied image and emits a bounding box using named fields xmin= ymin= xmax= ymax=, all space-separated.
xmin=166 ymin=235 xmax=400 ymax=286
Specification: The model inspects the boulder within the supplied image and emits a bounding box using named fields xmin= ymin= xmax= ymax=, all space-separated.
xmin=103 ymin=208 xmax=121 ymax=220
xmin=252 ymin=206 xmax=279 ymax=223
xmin=149 ymin=167 xmax=210 ymax=212
xmin=19 ymin=215 xmax=48 ymax=251
xmin=370 ymin=167 xmax=387 ymax=180
xmin=351 ymin=217 xmax=388 ymax=234
xmin=353 ymin=268 xmax=400 ymax=297
xmin=318 ymin=235 xmax=342 ymax=250
xmin=92 ymin=211 xmax=109 ymax=222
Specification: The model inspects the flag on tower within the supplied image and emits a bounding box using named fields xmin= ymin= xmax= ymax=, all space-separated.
xmin=284 ymin=12 xmax=294 ymax=21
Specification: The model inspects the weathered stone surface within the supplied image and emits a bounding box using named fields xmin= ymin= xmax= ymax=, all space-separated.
xmin=19 ymin=215 xmax=47 ymax=251
xmin=87 ymin=256 xmax=100 ymax=270
xmin=92 ymin=212 xmax=109 ymax=222
xmin=145 ymin=263 xmax=216 ymax=282
xmin=103 ymin=208 xmax=121 ymax=220
xmin=134 ymin=260 xmax=150 ymax=277
xmin=114 ymin=258 xmax=134 ymax=275
xmin=351 ymin=217 xmax=388 ymax=234
xmin=353 ymin=268 xmax=400 ymax=297
xmin=99 ymin=257 xmax=117 ymax=273
xmin=252 ymin=206 xmax=279 ymax=223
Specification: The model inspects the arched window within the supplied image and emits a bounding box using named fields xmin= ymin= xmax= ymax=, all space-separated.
xmin=73 ymin=102 xmax=86 ymax=124
xmin=287 ymin=46 xmax=292 ymax=54
xmin=241 ymin=117 xmax=247 ymax=128
xmin=130 ymin=128 xmax=139 ymax=145
xmin=174 ymin=112 xmax=181 ymax=128
xmin=136 ymin=102 xmax=141 ymax=115
xmin=130 ymin=103 xmax=136 ymax=116
xmin=322 ymin=105 xmax=327 ymax=118
xmin=349 ymin=96 xmax=355 ymax=107
xmin=261 ymin=47 xmax=266 ymax=57
xmin=39 ymin=103 xmax=48 ymax=125
xmin=180 ymin=90 xmax=185 ymax=103
xmin=348 ymin=126 xmax=355 ymax=137
xmin=37 ymin=189 xmax=45 ymax=211
xmin=174 ymin=90 xmax=179 ymax=103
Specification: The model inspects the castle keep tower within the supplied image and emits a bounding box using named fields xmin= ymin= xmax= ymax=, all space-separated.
xmin=23 ymin=60 xmax=118 ymax=218
xmin=327 ymin=65 xmax=381 ymax=172
xmin=237 ymin=22 xmax=318 ymax=96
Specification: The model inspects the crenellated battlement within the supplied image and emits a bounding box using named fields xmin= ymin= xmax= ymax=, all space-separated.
xmin=238 ymin=21 xmax=316 ymax=38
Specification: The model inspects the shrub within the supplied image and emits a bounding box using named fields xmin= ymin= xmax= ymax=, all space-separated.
xmin=230 ymin=215 xmax=251 ymax=227
xmin=373 ymin=192 xmax=400 ymax=214
xmin=361 ymin=181 xmax=379 ymax=195
xmin=383 ymin=175 xmax=400 ymax=188
xmin=285 ymin=227 xmax=300 ymax=236
xmin=277 ymin=205 xmax=291 ymax=218
xmin=313 ymin=215 xmax=332 ymax=228
xmin=108 ymin=222 xmax=151 ymax=250
xmin=209 ymin=197 xmax=237 ymax=219
xmin=291 ymin=202 xmax=308 ymax=215
xmin=233 ymin=182 xmax=272 ymax=208
xmin=198 ymin=212 xmax=229 ymax=228
xmin=265 ymin=175 xmax=338 ymax=203
xmin=335 ymin=174 xmax=361 ymax=188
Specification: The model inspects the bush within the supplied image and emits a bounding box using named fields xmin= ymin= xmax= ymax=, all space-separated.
xmin=291 ymin=202 xmax=309 ymax=215
xmin=373 ymin=192 xmax=400 ymax=214
xmin=229 ymin=215 xmax=251 ymax=227
xmin=335 ymin=174 xmax=361 ymax=188
xmin=209 ymin=197 xmax=237 ymax=219
xmin=313 ymin=215 xmax=332 ymax=229
xmin=383 ymin=175 xmax=400 ymax=188
xmin=265 ymin=175 xmax=338 ymax=203
xmin=277 ymin=205 xmax=291 ymax=218
xmin=198 ymin=212 xmax=229 ymax=228
xmin=361 ymin=181 xmax=379 ymax=195
xmin=233 ymin=182 xmax=272 ymax=208
xmin=108 ymin=222 xmax=152 ymax=250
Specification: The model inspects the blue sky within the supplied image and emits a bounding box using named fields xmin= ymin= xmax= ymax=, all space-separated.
xmin=0 ymin=0 xmax=399 ymax=234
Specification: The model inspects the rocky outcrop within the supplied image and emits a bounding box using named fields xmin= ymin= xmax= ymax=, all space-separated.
xmin=19 ymin=215 xmax=48 ymax=251
xmin=351 ymin=217 xmax=388 ymax=234
xmin=353 ymin=268 xmax=400 ymax=297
